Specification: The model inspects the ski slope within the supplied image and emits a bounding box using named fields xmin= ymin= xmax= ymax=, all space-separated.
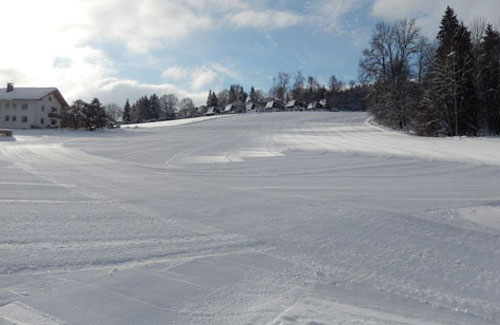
xmin=1 ymin=111 xmax=500 ymax=324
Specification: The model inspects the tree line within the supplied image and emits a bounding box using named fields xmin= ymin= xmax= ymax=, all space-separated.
xmin=360 ymin=6 xmax=500 ymax=136
xmin=203 ymin=73 xmax=368 ymax=113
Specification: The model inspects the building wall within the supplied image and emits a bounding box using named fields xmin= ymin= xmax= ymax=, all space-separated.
xmin=0 ymin=92 xmax=62 ymax=129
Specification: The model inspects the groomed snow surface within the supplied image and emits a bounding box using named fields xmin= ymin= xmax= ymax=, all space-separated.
xmin=1 ymin=112 xmax=500 ymax=324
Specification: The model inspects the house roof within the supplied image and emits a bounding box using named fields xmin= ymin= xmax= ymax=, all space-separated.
xmin=286 ymin=99 xmax=304 ymax=107
xmin=0 ymin=87 xmax=69 ymax=107
xmin=265 ymin=101 xmax=276 ymax=109
xmin=206 ymin=106 xmax=219 ymax=114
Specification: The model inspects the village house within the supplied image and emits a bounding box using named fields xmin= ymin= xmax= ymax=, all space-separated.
xmin=307 ymin=99 xmax=328 ymax=111
xmin=265 ymin=100 xmax=283 ymax=112
xmin=204 ymin=106 xmax=220 ymax=116
xmin=0 ymin=84 xmax=68 ymax=129
xmin=285 ymin=99 xmax=306 ymax=111
xmin=245 ymin=102 xmax=257 ymax=112
xmin=224 ymin=103 xmax=245 ymax=114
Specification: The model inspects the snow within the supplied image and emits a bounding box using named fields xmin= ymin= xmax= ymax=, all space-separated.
xmin=123 ymin=115 xmax=225 ymax=129
xmin=1 ymin=112 xmax=500 ymax=324
xmin=457 ymin=206 xmax=500 ymax=230
xmin=0 ymin=88 xmax=56 ymax=101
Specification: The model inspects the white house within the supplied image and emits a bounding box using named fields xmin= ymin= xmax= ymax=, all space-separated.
xmin=0 ymin=84 xmax=68 ymax=129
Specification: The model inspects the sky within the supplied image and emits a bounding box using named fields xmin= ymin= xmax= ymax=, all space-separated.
xmin=1 ymin=0 xmax=499 ymax=106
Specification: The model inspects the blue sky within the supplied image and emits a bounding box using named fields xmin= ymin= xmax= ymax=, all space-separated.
xmin=1 ymin=0 xmax=499 ymax=105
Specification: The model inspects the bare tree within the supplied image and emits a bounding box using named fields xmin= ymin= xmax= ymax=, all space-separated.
xmin=178 ymin=98 xmax=196 ymax=117
xmin=105 ymin=103 xmax=123 ymax=122
xmin=270 ymin=72 xmax=290 ymax=103
xmin=359 ymin=19 xmax=422 ymax=130
xmin=160 ymin=94 xmax=178 ymax=120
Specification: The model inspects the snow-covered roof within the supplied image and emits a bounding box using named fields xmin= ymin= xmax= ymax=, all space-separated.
xmin=0 ymin=87 xmax=69 ymax=107
xmin=265 ymin=101 xmax=275 ymax=109
xmin=0 ymin=87 xmax=55 ymax=100
xmin=286 ymin=100 xmax=304 ymax=108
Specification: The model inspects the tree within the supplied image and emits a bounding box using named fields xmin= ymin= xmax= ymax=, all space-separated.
xmin=454 ymin=23 xmax=478 ymax=135
xmin=63 ymin=98 xmax=109 ymax=130
xmin=130 ymin=96 xmax=152 ymax=123
xmin=105 ymin=103 xmax=122 ymax=122
xmin=249 ymin=86 xmax=258 ymax=103
xmin=207 ymin=90 xmax=218 ymax=107
xmin=179 ymin=98 xmax=196 ymax=117
xmin=436 ymin=6 xmax=460 ymax=61
xmin=270 ymin=72 xmax=289 ymax=103
xmin=248 ymin=86 xmax=265 ymax=105
xmin=149 ymin=94 xmax=161 ymax=120
xmin=480 ymin=25 xmax=500 ymax=134
xmin=359 ymin=19 xmax=421 ymax=130
xmin=227 ymin=84 xmax=247 ymax=104
xmin=428 ymin=8 xmax=478 ymax=136
xmin=160 ymin=94 xmax=178 ymax=120
xmin=329 ymin=75 xmax=344 ymax=93
xmin=291 ymin=71 xmax=305 ymax=101
xmin=122 ymin=99 xmax=131 ymax=124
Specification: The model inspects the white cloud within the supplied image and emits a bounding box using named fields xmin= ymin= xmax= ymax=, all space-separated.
xmin=190 ymin=68 xmax=218 ymax=90
xmin=210 ymin=63 xmax=243 ymax=82
xmin=225 ymin=10 xmax=303 ymax=30
xmin=161 ymin=67 xmax=190 ymax=81
xmin=89 ymin=78 xmax=208 ymax=106
xmin=0 ymin=0 xmax=113 ymax=103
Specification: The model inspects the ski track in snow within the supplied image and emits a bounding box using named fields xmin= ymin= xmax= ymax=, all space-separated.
xmin=0 ymin=112 xmax=500 ymax=324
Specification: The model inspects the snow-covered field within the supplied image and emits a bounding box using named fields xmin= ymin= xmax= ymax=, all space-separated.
xmin=1 ymin=111 xmax=500 ymax=324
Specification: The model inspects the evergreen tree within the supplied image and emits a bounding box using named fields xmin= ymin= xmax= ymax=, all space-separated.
xmin=454 ymin=23 xmax=478 ymax=135
xmin=149 ymin=94 xmax=161 ymax=120
xmin=206 ymin=90 xmax=212 ymax=106
xmin=122 ymin=99 xmax=131 ymax=124
xmin=206 ymin=90 xmax=218 ymax=107
xmin=249 ymin=86 xmax=256 ymax=102
xmin=428 ymin=7 xmax=469 ymax=136
xmin=480 ymin=25 xmax=500 ymax=134
xmin=436 ymin=6 xmax=460 ymax=61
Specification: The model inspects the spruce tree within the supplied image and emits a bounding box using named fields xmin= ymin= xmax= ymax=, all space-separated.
xmin=149 ymin=94 xmax=161 ymax=121
xmin=436 ymin=6 xmax=459 ymax=61
xmin=480 ymin=25 xmax=500 ymax=134
xmin=454 ymin=23 xmax=478 ymax=135
xmin=122 ymin=99 xmax=131 ymax=124
xmin=206 ymin=90 xmax=212 ymax=106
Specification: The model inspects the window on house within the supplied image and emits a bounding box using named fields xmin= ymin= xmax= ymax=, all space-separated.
xmin=51 ymin=107 xmax=58 ymax=112
xmin=41 ymin=105 xmax=45 ymax=112
xmin=12 ymin=103 xmax=17 ymax=109
xmin=5 ymin=103 xmax=10 ymax=109
xmin=5 ymin=115 xmax=9 ymax=121
xmin=12 ymin=116 xmax=17 ymax=122
xmin=41 ymin=118 xmax=44 ymax=124
xmin=48 ymin=96 xmax=52 ymax=101
xmin=21 ymin=116 xmax=28 ymax=123
xmin=51 ymin=119 xmax=57 ymax=125
xmin=22 ymin=104 xmax=28 ymax=110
